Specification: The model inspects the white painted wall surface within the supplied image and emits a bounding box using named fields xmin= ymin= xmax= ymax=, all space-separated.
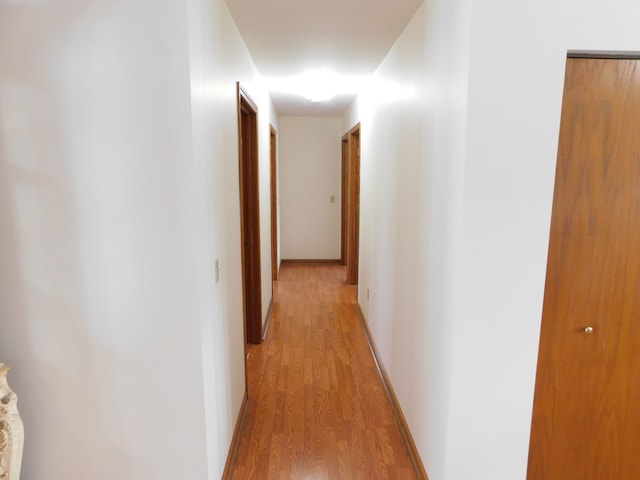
xmin=259 ymin=99 xmax=279 ymax=320
xmin=446 ymin=1 xmax=640 ymax=479
xmin=0 ymin=0 xmax=274 ymax=477
xmin=350 ymin=0 xmax=640 ymax=479
xmin=279 ymin=116 xmax=343 ymax=260
xmin=187 ymin=0 xmax=276 ymax=475
xmin=344 ymin=1 xmax=471 ymax=478
xmin=0 ymin=0 xmax=209 ymax=478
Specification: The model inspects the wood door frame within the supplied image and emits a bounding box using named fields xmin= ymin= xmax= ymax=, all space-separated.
xmin=270 ymin=125 xmax=278 ymax=283
xmin=237 ymin=83 xmax=262 ymax=345
xmin=345 ymin=123 xmax=361 ymax=285
xmin=341 ymin=133 xmax=348 ymax=265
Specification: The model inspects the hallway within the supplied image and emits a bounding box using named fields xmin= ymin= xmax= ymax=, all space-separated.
xmin=229 ymin=263 xmax=418 ymax=479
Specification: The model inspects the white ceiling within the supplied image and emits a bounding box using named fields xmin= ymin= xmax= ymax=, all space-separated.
xmin=225 ymin=0 xmax=424 ymax=116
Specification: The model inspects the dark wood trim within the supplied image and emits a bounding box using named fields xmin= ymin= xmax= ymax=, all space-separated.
xmin=357 ymin=304 xmax=429 ymax=480
xmin=345 ymin=123 xmax=361 ymax=285
xmin=568 ymin=50 xmax=640 ymax=59
xmin=237 ymin=83 xmax=262 ymax=346
xmin=238 ymin=83 xmax=259 ymax=112
xmin=270 ymin=125 xmax=279 ymax=282
xmin=280 ymin=259 xmax=342 ymax=265
xmin=222 ymin=391 xmax=250 ymax=480
xmin=262 ymin=297 xmax=274 ymax=341
xmin=341 ymin=133 xmax=349 ymax=265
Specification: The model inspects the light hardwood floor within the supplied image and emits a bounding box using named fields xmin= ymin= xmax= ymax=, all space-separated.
xmin=229 ymin=263 xmax=418 ymax=479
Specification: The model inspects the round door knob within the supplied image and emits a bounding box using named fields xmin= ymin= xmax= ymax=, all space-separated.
xmin=584 ymin=326 xmax=594 ymax=333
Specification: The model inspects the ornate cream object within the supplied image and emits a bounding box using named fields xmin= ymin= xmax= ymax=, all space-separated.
xmin=0 ymin=364 xmax=23 ymax=480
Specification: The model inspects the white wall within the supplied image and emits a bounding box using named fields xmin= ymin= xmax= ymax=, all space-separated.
xmin=344 ymin=1 xmax=471 ymax=478
xmin=446 ymin=1 xmax=640 ymax=479
xmin=350 ymin=0 xmax=640 ymax=479
xmin=260 ymin=100 xmax=279 ymax=320
xmin=187 ymin=0 xmax=276 ymax=475
xmin=0 ymin=0 xmax=274 ymax=478
xmin=0 ymin=0 xmax=209 ymax=478
xmin=279 ymin=116 xmax=342 ymax=260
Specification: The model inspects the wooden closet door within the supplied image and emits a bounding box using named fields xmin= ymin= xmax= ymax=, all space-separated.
xmin=528 ymin=57 xmax=640 ymax=479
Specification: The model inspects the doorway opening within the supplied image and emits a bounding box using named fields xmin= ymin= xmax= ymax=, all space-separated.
xmin=270 ymin=125 xmax=278 ymax=284
xmin=237 ymin=83 xmax=262 ymax=345
xmin=341 ymin=134 xmax=348 ymax=265
xmin=343 ymin=123 xmax=361 ymax=286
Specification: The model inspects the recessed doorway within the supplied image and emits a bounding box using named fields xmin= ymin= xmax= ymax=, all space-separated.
xmin=236 ymin=84 xmax=262 ymax=345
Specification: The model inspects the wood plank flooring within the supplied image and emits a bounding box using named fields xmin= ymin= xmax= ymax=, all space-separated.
xmin=229 ymin=263 xmax=418 ymax=479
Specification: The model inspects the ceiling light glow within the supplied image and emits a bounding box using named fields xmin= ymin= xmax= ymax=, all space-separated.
xmin=266 ymin=69 xmax=367 ymax=103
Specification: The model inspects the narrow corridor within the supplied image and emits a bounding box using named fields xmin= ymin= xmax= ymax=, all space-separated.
xmin=229 ymin=263 xmax=418 ymax=479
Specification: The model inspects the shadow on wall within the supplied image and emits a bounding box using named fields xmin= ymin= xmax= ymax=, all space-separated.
xmin=0 ymin=2 xmax=134 ymax=477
